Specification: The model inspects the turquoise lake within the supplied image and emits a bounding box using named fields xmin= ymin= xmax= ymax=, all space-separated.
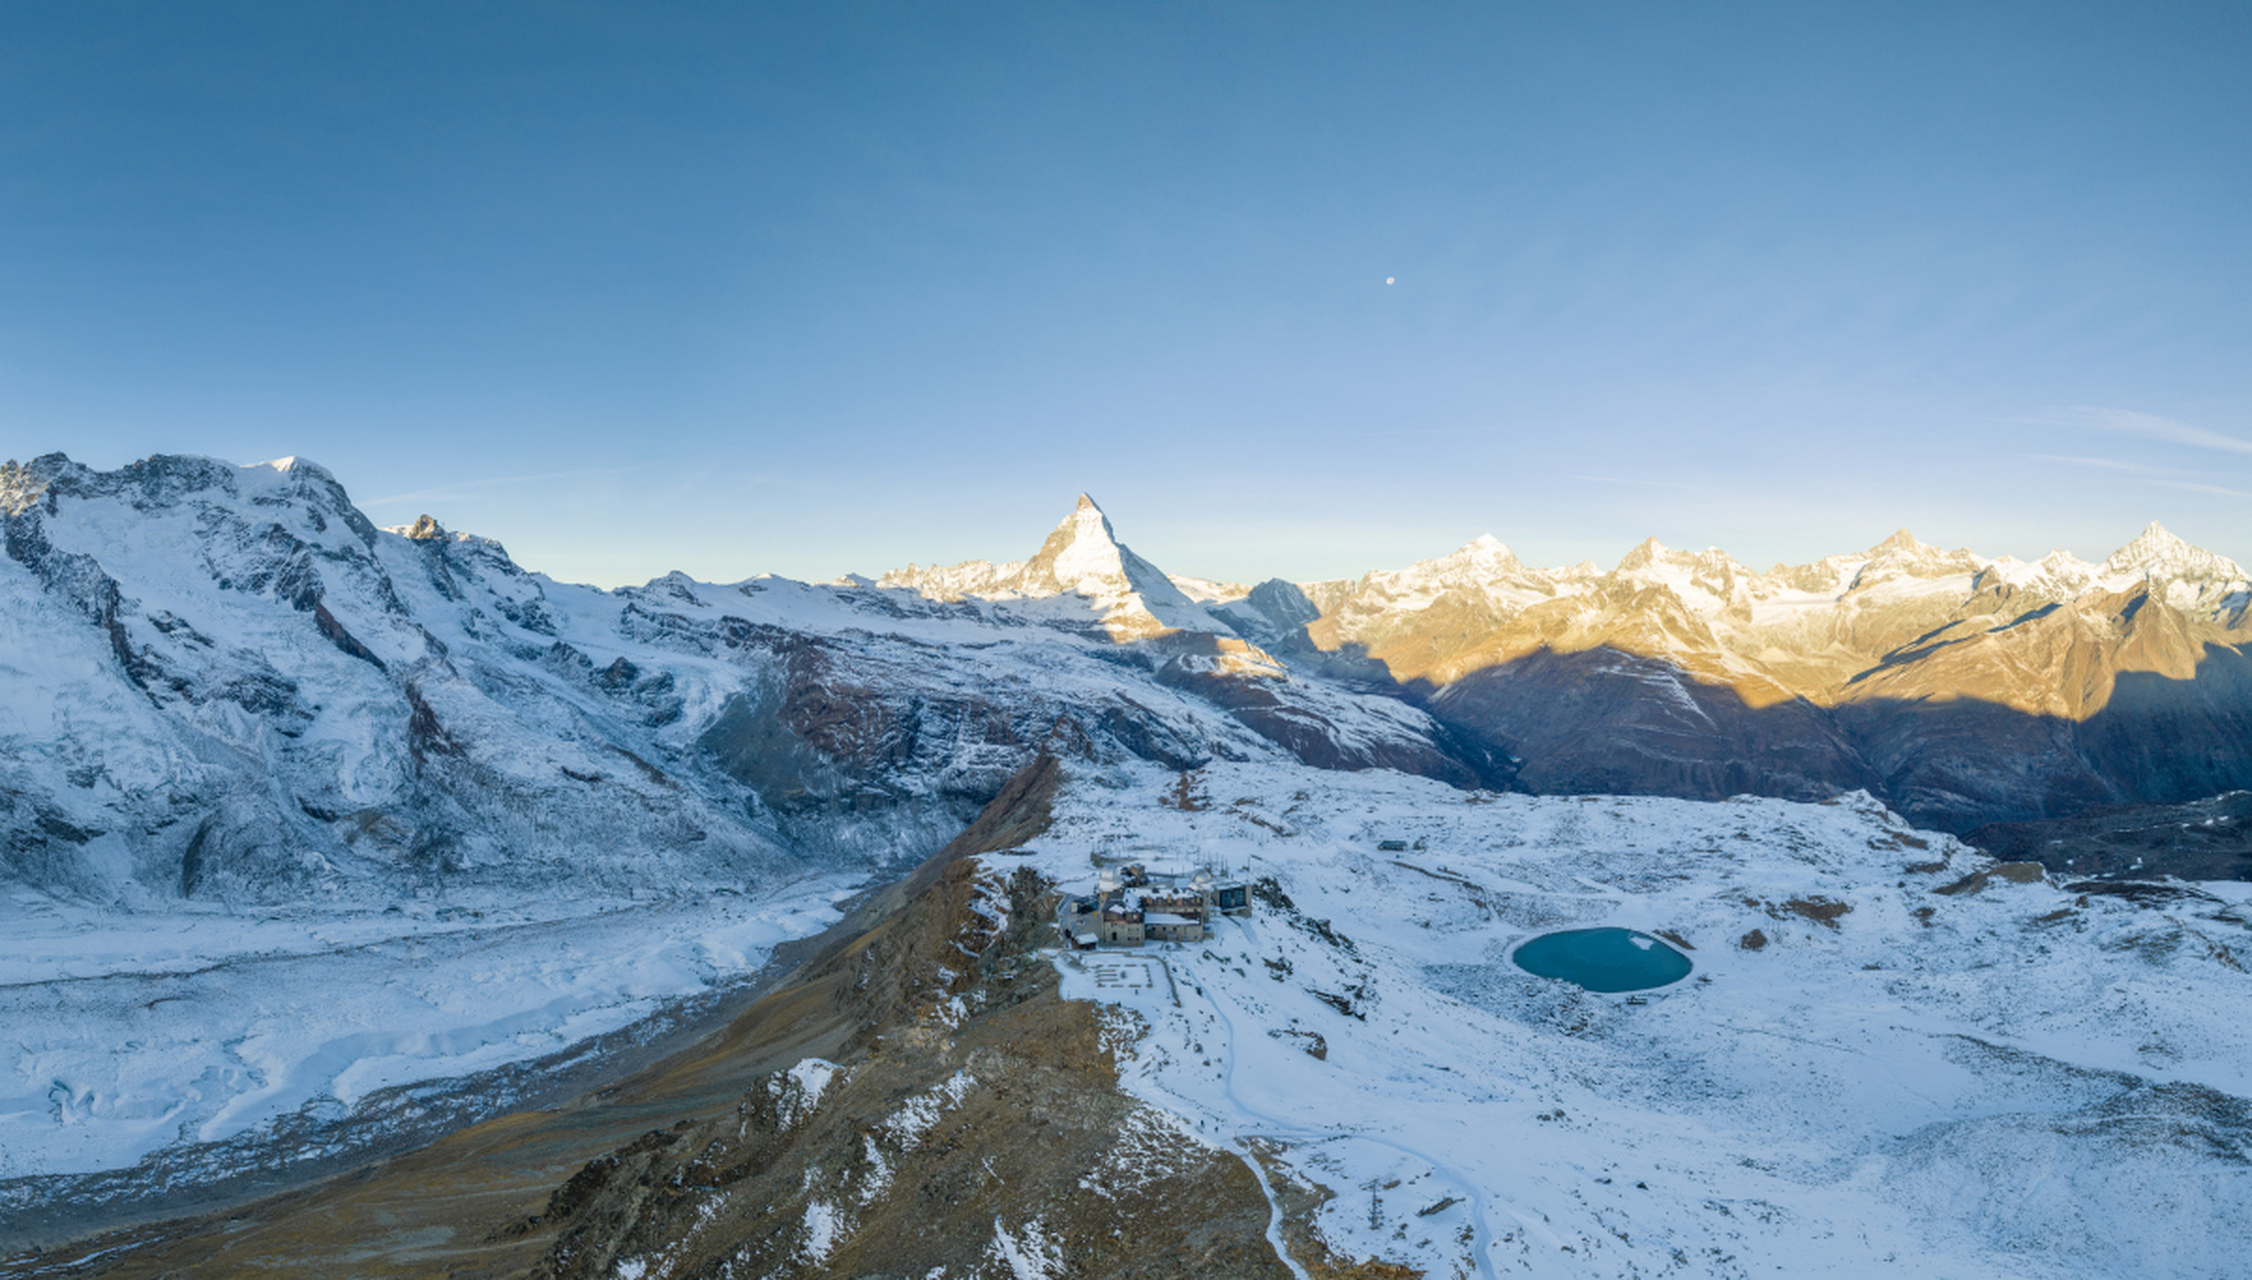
xmin=1512 ymin=928 xmax=1693 ymax=993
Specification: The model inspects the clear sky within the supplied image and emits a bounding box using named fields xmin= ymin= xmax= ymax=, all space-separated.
xmin=2 ymin=2 xmax=2247 ymax=586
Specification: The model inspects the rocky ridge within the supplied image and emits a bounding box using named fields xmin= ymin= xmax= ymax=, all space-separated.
xmin=0 ymin=456 xmax=1489 ymax=906
xmin=1269 ymin=523 xmax=2252 ymax=829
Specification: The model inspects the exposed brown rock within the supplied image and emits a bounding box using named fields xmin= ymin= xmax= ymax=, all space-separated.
xmin=523 ymin=754 xmax=1292 ymax=1280
xmin=1783 ymin=896 xmax=1853 ymax=927
xmin=1933 ymin=862 xmax=2048 ymax=896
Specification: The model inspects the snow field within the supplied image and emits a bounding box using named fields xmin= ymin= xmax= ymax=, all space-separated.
xmin=0 ymin=874 xmax=859 ymax=1180
xmin=1033 ymin=762 xmax=2252 ymax=1278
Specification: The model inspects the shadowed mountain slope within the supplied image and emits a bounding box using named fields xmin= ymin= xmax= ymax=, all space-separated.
xmin=1273 ymin=526 xmax=2252 ymax=830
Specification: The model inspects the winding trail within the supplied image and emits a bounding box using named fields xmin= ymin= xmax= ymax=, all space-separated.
xmin=1165 ymin=915 xmax=1508 ymax=1280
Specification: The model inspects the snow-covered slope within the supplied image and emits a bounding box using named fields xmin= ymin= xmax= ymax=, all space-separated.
xmin=0 ymin=456 xmax=1505 ymax=1208
xmin=0 ymin=870 xmax=858 ymax=1187
xmin=0 ymin=453 xmax=804 ymax=902
xmin=1023 ymin=760 xmax=2252 ymax=1278
xmin=0 ymin=455 xmax=1489 ymax=906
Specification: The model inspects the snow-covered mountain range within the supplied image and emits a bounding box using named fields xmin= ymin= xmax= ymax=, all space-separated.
xmin=0 ymin=455 xmax=1480 ymax=908
xmin=1296 ymin=520 xmax=2248 ymax=711
xmin=1277 ymin=521 xmax=2251 ymax=828
xmin=3 ymin=451 xmax=2248 ymax=906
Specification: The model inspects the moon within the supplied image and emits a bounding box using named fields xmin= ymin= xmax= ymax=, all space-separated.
xmin=1386 ymin=277 xmax=1396 ymax=285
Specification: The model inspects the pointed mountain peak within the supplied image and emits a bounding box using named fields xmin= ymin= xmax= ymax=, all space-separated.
xmin=2100 ymin=521 xmax=2241 ymax=582
xmin=405 ymin=514 xmax=446 ymax=541
xmin=1010 ymin=494 xmax=1204 ymax=628
xmin=878 ymin=494 xmax=1210 ymax=631
xmin=1397 ymin=534 xmax=1522 ymax=584
xmin=1869 ymin=528 xmax=1925 ymax=555
xmin=1030 ymin=494 xmax=1127 ymax=574
xmin=1450 ymin=534 xmax=1521 ymax=569
xmin=2122 ymin=520 xmax=2184 ymax=551
xmin=1616 ymin=536 xmax=1670 ymax=572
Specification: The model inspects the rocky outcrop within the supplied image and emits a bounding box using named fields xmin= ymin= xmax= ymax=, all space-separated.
xmin=514 ymin=756 xmax=1291 ymax=1280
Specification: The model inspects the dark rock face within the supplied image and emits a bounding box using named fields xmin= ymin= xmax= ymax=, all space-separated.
xmin=1411 ymin=643 xmax=2252 ymax=833
xmin=1965 ymin=790 xmax=2252 ymax=882
xmin=1212 ymin=578 xmax=1324 ymax=647
xmin=1152 ymin=632 xmax=1511 ymax=790
xmin=2078 ymin=648 xmax=2252 ymax=808
xmin=1428 ymin=648 xmax=1881 ymax=805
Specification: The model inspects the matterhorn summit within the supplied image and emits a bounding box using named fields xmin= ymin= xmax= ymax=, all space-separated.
xmin=1015 ymin=494 xmax=1194 ymax=608
xmin=880 ymin=493 xmax=1227 ymax=638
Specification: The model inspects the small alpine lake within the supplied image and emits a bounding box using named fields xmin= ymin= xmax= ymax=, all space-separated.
xmin=1511 ymin=927 xmax=1693 ymax=993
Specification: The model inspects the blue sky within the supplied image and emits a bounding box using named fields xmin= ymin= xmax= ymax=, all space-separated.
xmin=2 ymin=2 xmax=2246 ymax=585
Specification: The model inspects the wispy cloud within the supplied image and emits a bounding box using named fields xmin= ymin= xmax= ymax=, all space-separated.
xmin=2159 ymin=479 xmax=2252 ymax=498
xmin=2027 ymin=453 xmax=2164 ymax=474
xmin=2035 ymin=406 xmax=2252 ymax=456
xmin=2026 ymin=453 xmax=2249 ymax=498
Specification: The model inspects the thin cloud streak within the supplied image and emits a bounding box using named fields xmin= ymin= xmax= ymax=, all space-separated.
xmin=2049 ymin=407 xmax=2252 ymax=456
xmin=2026 ymin=453 xmax=2249 ymax=499
xmin=2159 ymin=480 xmax=2252 ymax=498
xmin=2027 ymin=453 xmax=2171 ymax=475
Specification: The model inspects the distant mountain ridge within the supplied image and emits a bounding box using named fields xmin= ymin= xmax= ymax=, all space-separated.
xmin=1285 ymin=521 xmax=2247 ymax=709
xmin=877 ymin=501 xmax=2247 ymax=724
xmin=873 ymin=509 xmax=2251 ymax=831
xmin=1272 ymin=524 xmax=2249 ymax=828
xmin=3 ymin=451 xmax=2248 ymax=909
